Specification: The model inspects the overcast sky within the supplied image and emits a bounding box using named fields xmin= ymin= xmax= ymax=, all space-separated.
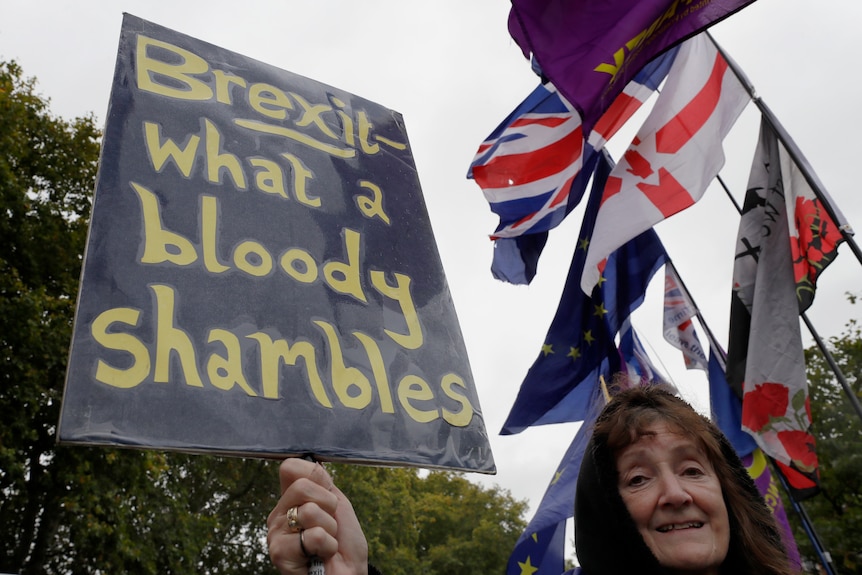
xmin=4 ymin=0 xmax=861 ymax=558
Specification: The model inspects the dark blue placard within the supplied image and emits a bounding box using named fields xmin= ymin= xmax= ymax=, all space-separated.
xmin=59 ymin=14 xmax=494 ymax=474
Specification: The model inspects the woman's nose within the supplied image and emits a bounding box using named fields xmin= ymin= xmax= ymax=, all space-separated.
xmin=657 ymin=473 xmax=693 ymax=507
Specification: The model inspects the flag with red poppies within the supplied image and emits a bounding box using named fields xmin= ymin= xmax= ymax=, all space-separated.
xmin=708 ymin=350 xmax=801 ymax=569
xmin=725 ymin=116 xmax=842 ymax=498
xmin=782 ymin=156 xmax=846 ymax=313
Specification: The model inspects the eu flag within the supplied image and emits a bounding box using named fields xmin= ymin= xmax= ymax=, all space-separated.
xmin=505 ymin=382 xmax=605 ymax=575
xmin=501 ymin=150 xmax=667 ymax=434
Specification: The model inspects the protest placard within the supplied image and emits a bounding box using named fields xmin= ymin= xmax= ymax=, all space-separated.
xmin=59 ymin=14 xmax=494 ymax=473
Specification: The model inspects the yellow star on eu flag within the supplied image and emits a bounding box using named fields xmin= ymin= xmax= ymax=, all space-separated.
xmin=518 ymin=556 xmax=539 ymax=575
xmin=583 ymin=330 xmax=595 ymax=345
xmin=578 ymin=236 xmax=589 ymax=251
xmin=567 ymin=346 xmax=581 ymax=360
xmin=541 ymin=343 xmax=554 ymax=356
xmin=551 ymin=468 xmax=564 ymax=484
xmin=594 ymin=302 xmax=608 ymax=317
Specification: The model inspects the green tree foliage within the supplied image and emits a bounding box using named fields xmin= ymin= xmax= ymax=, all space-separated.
xmin=331 ymin=464 xmax=527 ymax=575
xmin=791 ymin=313 xmax=862 ymax=574
xmin=0 ymin=60 xmax=528 ymax=574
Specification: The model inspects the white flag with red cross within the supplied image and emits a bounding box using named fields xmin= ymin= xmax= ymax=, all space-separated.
xmin=581 ymin=34 xmax=749 ymax=294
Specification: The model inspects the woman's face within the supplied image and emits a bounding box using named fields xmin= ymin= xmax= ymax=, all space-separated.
xmin=616 ymin=422 xmax=730 ymax=575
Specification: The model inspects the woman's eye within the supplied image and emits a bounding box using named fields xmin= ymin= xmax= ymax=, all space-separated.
xmin=628 ymin=475 xmax=647 ymax=486
xmin=683 ymin=467 xmax=704 ymax=477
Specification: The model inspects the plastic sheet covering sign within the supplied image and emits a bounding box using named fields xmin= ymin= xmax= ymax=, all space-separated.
xmin=58 ymin=14 xmax=495 ymax=474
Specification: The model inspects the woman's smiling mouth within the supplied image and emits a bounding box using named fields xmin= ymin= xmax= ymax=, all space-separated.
xmin=657 ymin=522 xmax=704 ymax=533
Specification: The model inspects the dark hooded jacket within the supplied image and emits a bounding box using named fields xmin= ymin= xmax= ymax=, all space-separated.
xmin=573 ymin=423 xmax=784 ymax=575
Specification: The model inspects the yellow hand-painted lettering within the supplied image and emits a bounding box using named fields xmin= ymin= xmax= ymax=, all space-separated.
xmin=136 ymin=34 xmax=406 ymax=157
xmin=90 ymin=284 xmax=475 ymax=426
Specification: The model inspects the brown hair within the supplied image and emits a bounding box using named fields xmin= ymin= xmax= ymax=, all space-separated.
xmin=591 ymin=385 xmax=796 ymax=575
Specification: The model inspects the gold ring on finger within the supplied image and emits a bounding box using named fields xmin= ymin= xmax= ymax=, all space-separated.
xmin=286 ymin=506 xmax=303 ymax=533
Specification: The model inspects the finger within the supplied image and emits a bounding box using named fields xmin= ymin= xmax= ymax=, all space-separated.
xmin=302 ymin=501 xmax=339 ymax=535
xmin=269 ymin=501 xmax=339 ymax=538
xmin=268 ymin=526 xmax=338 ymax=573
xmin=278 ymin=458 xmax=318 ymax=493
xmin=268 ymin=489 xmax=339 ymax=535
xmin=270 ymin=462 xmax=337 ymax=526
xmin=268 ymin=532 xmax=309 ymax=575
xmin=278 ymin=458 xmax=335 ymax=494
xmin=299 ymin=525 xmax=339 ymax=560
xmin=271 ymin=477 xmax=338 ymax=524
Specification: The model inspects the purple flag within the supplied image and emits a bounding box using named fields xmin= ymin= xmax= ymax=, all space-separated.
xmin=743 ymin=450 xmax=803 ymax=570
xmin=508 ymin=0 xmax=757 ymax=133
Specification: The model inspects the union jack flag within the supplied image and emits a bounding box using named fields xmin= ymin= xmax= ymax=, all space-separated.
xmin=469 ymin=82 xmax=589 ymax=239
xmin=468 ymin=48 xmax=678 ymax=284
xmin=619 ymin=318 xmax=672 ymax=387
xmin=663 ymin=263 xmax=708 ymax=371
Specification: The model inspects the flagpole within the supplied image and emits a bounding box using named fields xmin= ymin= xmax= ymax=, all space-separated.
xmin=773 ymin=462 xmax=838 ymax=575
xmin=800 ymin=313 xmax=862 ymax=421
xmin=706 ymin=32 xmax=862 ymax=267
xmin=665 ymin=261 xmax=726 ymax=367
